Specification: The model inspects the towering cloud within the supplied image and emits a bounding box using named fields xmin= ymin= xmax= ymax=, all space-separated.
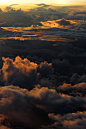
xmin=0 ymin=56 xmax=52 ymax=89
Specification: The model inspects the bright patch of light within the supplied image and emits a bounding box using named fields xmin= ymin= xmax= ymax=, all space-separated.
xmin=57 ymin=0 xmax=69 ymax=5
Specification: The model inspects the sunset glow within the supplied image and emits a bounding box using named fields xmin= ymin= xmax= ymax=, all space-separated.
xmin=0 ymin=0 xmax=85 ymax=5
xmin=0 ymin=0 xmax=14 ymax=3
xmin=57 ymin=0 xmax=70 ymax=5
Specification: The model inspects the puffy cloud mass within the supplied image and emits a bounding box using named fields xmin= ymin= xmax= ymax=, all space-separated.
xmin=41 ymin=111 xmax=86 ymax=129
xmin=0 ymin=85 xmax=85 ymax=128
xmin=0 ymin=56 xmax=52 ymax=90
xmin=0 ymin=85 xmax=86 ymax=128
xmin=0 ymin=86 xmax=51 ymax=128
xmin=57 ymin=82 xmax=86 ymax=97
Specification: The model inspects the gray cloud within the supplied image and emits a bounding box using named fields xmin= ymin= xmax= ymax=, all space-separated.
xmin=0 ymin=85 xmax=85 ymax=128
xmin=56 ymin=18 xmax=71 ymax=26
xmin=57 ymin=82 xmax=86 ymax=97
xmin=9 ymin=4 xmax=19 ymax=7
xmin=36 ymin=3 xmax=50 ymax=7
xmin=42 ymin=111 xmax=86 ymax=129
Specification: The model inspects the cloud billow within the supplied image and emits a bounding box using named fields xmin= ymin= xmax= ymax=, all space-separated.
xmin=0 ymin=56 xmax=52 ymax=90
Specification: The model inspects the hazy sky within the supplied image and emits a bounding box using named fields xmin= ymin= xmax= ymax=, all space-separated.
xmin=0 ymin=0 xmax=86 ymax=5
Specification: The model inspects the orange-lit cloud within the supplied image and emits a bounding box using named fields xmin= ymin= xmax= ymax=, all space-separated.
xmin=47 ymin=111 xmax=86 ymax=129
xmin=0 ymin=56 xmax=52 ymax=89
xmin=0 ymin=19 xmax=84 ymax=42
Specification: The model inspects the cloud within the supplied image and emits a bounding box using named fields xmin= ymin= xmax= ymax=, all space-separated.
xmin=57 ymin=82 xmax=86 ymax=97
xmin=1 ymin=56 xmax=38 ymax=89
xmin=36 ymin=3 xmax=50 ymax=7
xmin=74 ymin=11 xmax=86 ymax=15
xmin=0 ymin=85 xmax=85 ymax=128
xmin=0 ymin=10 xmax=32 ymax=27
xmin=9 ymin=4 xmax=19 ymax=7
xmin=43 ymin=111 xmax=86 ymax=129
xmin=52 ymin=59 xmax=71 ymax=68
xmin=0 ymin=125 xmax=10 ymax=129
xmin=0 ymin=85 xmax=51 ymax=128
xmin=37 ymin=61 xmax=52 ymax=78
xmin=5 ymin=6 xmax=13 ymax=11
xmin=70 ymin=73 xmax=86 ymax=85
xmin=56 ymin=18 xmax=71 ymax=26
xmin=0 ymin=56 xmax=52 ymax=90
xmin=28 ymin=87 xmax=86 ymax=114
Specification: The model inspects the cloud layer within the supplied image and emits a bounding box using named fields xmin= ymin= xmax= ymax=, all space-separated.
xmin=0 ymin=85 xmax=85 ymax=128
xmin=0 ymin=4 xmax=86 ymax=129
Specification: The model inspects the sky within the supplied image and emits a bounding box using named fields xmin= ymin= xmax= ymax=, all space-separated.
xmin=0 ymin=0 xmax=86 ymax=5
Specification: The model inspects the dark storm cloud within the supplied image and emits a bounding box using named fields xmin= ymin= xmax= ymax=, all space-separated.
xmin=42 ymin=111 xmax=86 ymax=129
xmin=70 ymin=73 xmax=80 ymax=84
xmin=0 ymin=86 xmax=50 ymax=128
xmin=58 ymin=82 xmax=86 ymax=91
xmin=12 ymin=22 xmax=26 ymax=27
xmin=56 ymin=18 xmax=71 ymax=26
xmin=52 ymin=59 xmax=71 ymax=67
xmin=57 ymin=82 xmax=86 ymax=97
xmin=5 ymin=6 xmax=13 ymax=11
xmin=74 ymin=11 xmax=86 ymax=15
xmin=28 ymin=87 xmax=86 ymax=114
xmin=0 ymin=85 xmax=85 ymax=128
xmin=57 ymin=75 xmax=69 ymax=84
xmin=70 ymin=73 xmax=86 ymax=85
xmin=0 ymin=9 xmax=32 ymax=27
xmin=37 ymin=61 xmax=52 ymax=78
xmin=0 ymin=40 xmax=14 ymax=63
xmin=0 ymin=8 xmax=2 ymax=12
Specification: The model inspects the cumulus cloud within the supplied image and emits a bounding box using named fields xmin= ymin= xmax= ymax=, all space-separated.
xmin=74 ymin=11 xmax=86 ymax=15
xmin=0 ymin=56 xmax=38 ymax=89
xmin=0 ymin=56 xmax=52 ymax=90
xmin=0 ymin=51 xmax=85 ymax=128
xmin=41 ymin=111 xmax=86 ymax=129
xmin=37 ymin=61 xmax=52 ymax=78
xmin=52 ymin=59 xmax=71 ymax=68
xmin=57 ymin=82 xmax=86 ymax=97
xmin=0 ymin=85 xmax=52 ymax=128
xmin=70 ymin=73 xmax=80 ymax=84
xmin=70 ymin=73 xmax=86 ymax=85
xmin=29 ymin=87 xmax=86 ymax=114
